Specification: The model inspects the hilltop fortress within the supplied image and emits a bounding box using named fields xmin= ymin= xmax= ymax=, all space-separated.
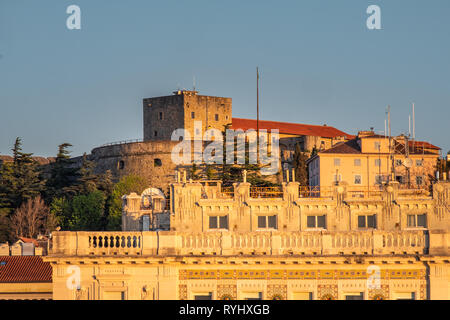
xmin=72 ymin=90 xmax=355 ymax=192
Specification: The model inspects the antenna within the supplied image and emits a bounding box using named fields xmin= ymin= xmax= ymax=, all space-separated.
xmin=412 ymin=102 xmax=415 ymax=152
xmin=408 ymin=115 xmax=411 ymax=137
xmin=193 ymin=76 xmax=196 ymax=92
xmin=412 ymin=102 xmax=415 ymax=139
xmin=257 ymin=66 xmax=260 ymax=165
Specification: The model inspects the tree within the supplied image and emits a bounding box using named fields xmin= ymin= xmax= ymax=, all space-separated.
xmin=49 ymin=197 xmax=72 ymax=230
xmin=75 ymin=153 xmax=98 ymax=195
xmin=5 ymin=137 xmax=44 ymax=209
xmin=0 ymin=138 xmax=44 ymax=241
xmin=9 ymin=196 xmax=52 ymax=239
xmin=107 ymin=175 xmax=148 ymax=230
xmin=292 ymin=143 xmax=309 ymax=186
xmin=69 ymin=191 xmax=105 ymax=231
xmin=45 ymin=143 xmax=79 ymax=200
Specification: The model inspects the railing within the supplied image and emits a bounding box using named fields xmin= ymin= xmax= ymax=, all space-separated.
xmin=84 ymin=232 xmax=143 ymax=255
xmin=382 ymin=231 xmax=426 ymax=254
xmin=299 ymin=186 xmax=333 ymax=198
xmin=220 ymin=186 xmax=234 ymax=199
xmin=346 ymin=186 xmax=383 ymax=199
xmin=99 ymin=139 xmax=143 ymax=147
xmin=50 ymin=230 xmax=429 ymax=256
xmin=250 ymin=186 xmax=283 ymax=198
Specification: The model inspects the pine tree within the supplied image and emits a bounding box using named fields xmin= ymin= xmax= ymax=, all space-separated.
xmin=0 ymin=138 xmax=44 ymax=241
xmin=292 ymin=143 xmax=309 ymax=186
xmin=1 ymin=137 xmax=44 ymax=209
xmin=76 ymin=153 xmax=98 ymax=195
xmin=45 ymin=143 xmax=79 ymax=200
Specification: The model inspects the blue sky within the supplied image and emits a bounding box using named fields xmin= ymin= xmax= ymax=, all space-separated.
xmin=1 ymin=0 xmax=449 ymax=157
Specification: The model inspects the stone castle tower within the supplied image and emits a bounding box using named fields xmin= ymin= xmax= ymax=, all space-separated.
xmin=143 ymin=90 xmax=232 ymax=141
xmin=73 ymin=90 xmax=234 ymax=192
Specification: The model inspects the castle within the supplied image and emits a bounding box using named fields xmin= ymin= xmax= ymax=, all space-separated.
xmin=34 ymin=90 xmax=450 ymax=300
xmin=77 ymin=90 xmax=357 ymax=192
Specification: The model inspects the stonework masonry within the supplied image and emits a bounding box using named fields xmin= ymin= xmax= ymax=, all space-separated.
xmin=143 ymin=90 xmax=232 ymax=141
xmin=44 ymin=180 xmax=450 ymax=300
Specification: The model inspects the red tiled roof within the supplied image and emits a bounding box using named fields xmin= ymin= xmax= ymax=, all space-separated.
xmin=231 ymin=118 xmax=353 ymax=139
xmin=319 ymin=138 xmax=438 ymax=155
xmin=19 ymin=237 xmax=40 ymax=247
xmin=408 ymin=140 xmax=440 ymax=150
xmin=0 ymin=256 xmax=52 ymax=283
xmin=320 ymin=140 xmax=361 ymax=154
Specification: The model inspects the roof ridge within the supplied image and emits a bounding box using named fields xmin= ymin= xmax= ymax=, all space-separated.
xmin=232 ymin=117 xmax=342 ymax=129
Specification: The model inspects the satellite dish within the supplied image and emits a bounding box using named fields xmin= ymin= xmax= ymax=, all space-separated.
xmin=403 ymin=158 xmax=413 ymax=168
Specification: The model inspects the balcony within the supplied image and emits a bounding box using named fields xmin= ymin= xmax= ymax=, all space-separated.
xmin=49 ymin=230 xmax=429 ymax=257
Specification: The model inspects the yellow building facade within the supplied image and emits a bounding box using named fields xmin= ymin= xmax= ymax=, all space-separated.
xmin=308 ymin=132 xmax=440 ymax=189
xmin=45 ymin=176 xmax=450 ymax=300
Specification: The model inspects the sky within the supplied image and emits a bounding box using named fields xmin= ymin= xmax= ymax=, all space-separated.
xmin=0 ymin=0 xmax=449 ymax=157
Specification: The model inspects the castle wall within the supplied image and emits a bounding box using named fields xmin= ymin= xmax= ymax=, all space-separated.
xmin=90 ymin=141 xmax=179 ymax=192
xmin=143 ymin=95 xmax=184 ymax=141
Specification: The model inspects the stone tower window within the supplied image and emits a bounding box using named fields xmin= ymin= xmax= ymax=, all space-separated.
xmin=154 ymin=131 xmax=158 ymax=137
xmin=215 ymin=114 xmax=219 ymax=121
xmin=154 ymin=158 xmax=162 ymax=167
xmin=159 ymin=112 xmax=163 ymax=120
xmin=118 ymin=160 xmax=125 ymax=170
xmin=191 ymin=112 xmax=195 ymax=119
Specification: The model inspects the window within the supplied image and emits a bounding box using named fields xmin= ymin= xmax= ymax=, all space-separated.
xmin=307 ymin=215 xmax=326 ymax=229
xmin=374 ymin=142 xmax=381 ymax=150
xmin=345 ymin=293 xmax=364 ymax=300
xmin=257 ymin=215 xmax=277 ymax=229
xmin=118 ymin=160 xmax=125 ymax=170
xmin=191 ymin=112 xmax=195 ymax=119
xmin=416 ymin=159 xmax=423 ymax=167
xmin=215 ymin=114 xmax=219 ymax=121
xmin=154 ymin=158 xmax=162 ymax=167
xmin=194 ymin=293 xmax=212 ymax=300
xmin=142 ymin=215 xmax=150 ymax=231
xmin=395 ymin=159 xmax=402 ymax=166
xmin=354 ymin=159 xmax=361 ymax=166
xmin=375 ymin=175 xmax=384 ymax=185
xmin=159 ymin=112 xmax=163 ymax=120
xmin=292 ymin=292 xmax=313 ymax=300
xmin=243 ymin=292 xmax=263 ymax=300
xmin=354 ymin=175 xmax=362 ymax=185
xmin=416 ymin=176 xmax=423 ymax=185
xmin=394 ymin=292 xmax=415 ymax=300
xmin=209 ymin=215 xmax=228 ymax=229
xmin=407 ymin=214 xmax=427 ymax=228
xmin=358 ymin=215 xmax=377 ymax=229
xmin=396 ymin=175 xmax=404 ymax=183
xmin=334 ymin=158 xmax=341 ymax=166
xmin=154 ymin=130 xmax=158 ymax=137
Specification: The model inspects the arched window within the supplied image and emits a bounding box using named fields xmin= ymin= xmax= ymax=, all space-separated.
xmin=118 ymin=160 xmax=125 ymax=170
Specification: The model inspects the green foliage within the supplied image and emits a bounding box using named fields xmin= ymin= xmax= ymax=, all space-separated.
xmin=49 ymin=197 xmax=72 ymax=230
xmin=107 ymin=175 xmax=148 ymax=230
xmin=45 ymin=143 xmax=80 ymax=200
xmin=0 ymin=138 xmax=44 ymax=241
xmin=69 ymin=191 xmax=105 ymax=231
xmin=292 ymin=143 xmax=309 ymax=186
xmin=76 ymin=153 xmax=99 ymax=195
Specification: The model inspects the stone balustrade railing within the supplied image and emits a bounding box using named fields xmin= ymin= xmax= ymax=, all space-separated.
xmin=49 ymin=230 xmax=433 ymax=257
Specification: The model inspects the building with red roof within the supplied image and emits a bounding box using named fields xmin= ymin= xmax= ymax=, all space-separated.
xmin=0 ymin=256 xmax=52 ymax=300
